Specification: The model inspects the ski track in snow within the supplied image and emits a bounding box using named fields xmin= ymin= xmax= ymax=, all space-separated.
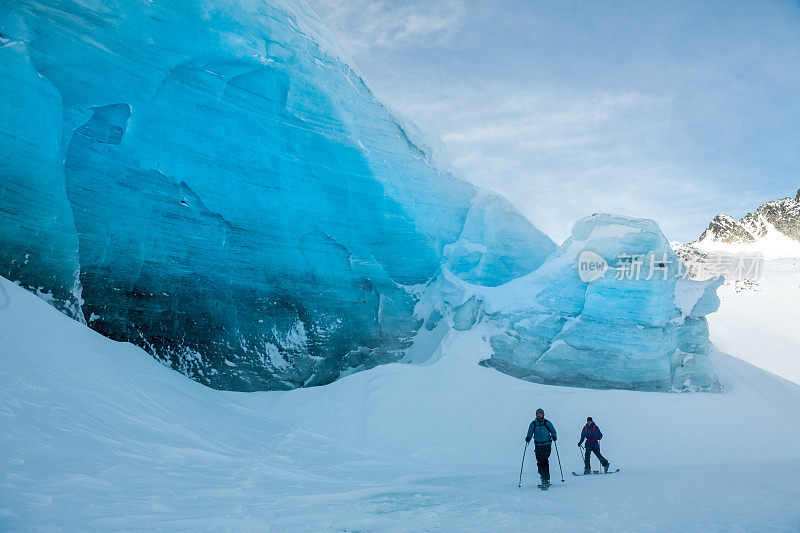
xmin=1 ymin=276 xmax=800 ymax=531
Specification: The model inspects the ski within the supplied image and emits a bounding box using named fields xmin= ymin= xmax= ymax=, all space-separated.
xmin=572 ymin=469 xmax=619 ymax=476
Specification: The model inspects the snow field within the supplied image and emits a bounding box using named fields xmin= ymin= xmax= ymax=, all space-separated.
xmin=2 ymin=276 xmax=799 ymax=531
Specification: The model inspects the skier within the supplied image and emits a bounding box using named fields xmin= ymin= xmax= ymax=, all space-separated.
xmin=525 ymin=408 xmax=557 ymax=487
xmin=578 ymin=416 xmax=610 ymax=474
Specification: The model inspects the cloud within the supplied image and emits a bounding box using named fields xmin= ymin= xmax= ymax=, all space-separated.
xmin=440 ymin=91 xmax=661 ymax=148
xmin=305 ymin=0 xmax=465 ymax=55
xmin=384 ymin=82 xmax=739 ymax=243
xmin=307 ymin=0 xmax=800 ymax=244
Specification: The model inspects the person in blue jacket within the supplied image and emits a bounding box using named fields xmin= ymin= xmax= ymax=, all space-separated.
xmin=578 ymin=416 xmax=610 ymax=474
xmin=525 ymin=408 xmax=557 ymax=486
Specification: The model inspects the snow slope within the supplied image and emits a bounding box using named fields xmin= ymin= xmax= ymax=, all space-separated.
xmin=2 ymin=275 xmax=800 ymax=531
xmin=707 ymin=259 xmax=800 ymax=385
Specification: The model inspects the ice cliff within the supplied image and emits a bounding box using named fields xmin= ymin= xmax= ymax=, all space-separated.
xmin=0 ymin=0 xmax=555 ymax=390
xmin=0 ymin=0 xmax=719 ymax=391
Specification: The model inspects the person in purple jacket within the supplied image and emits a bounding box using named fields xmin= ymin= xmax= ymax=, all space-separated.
xmin=578 ymin=417 xmax=611 ymax=474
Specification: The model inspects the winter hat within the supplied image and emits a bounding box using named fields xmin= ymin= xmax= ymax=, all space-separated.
xmin=587 ymin=417 xmax=593 ymax=422
xmin=536 ymin=408 xmax=545 ymax=416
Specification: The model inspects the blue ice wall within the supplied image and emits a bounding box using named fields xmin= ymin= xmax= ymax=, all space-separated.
xmin=0 ymin=34 xmax=82 ymax=317
xmin=487 ymin=215 xmax=722 ymax=390
xmin=419 ymin=214 xmax=722 ymax=391
xmin=0 ymin=0 xmax=555 ymax=390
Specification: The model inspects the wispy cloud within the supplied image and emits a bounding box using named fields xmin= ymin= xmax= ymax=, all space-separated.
xmin=307 ymin=0 xmax=800 ymax=243
xmin=306 ymin=0 xmax=465 ymax=55
xmin=386 ymin=84 xmax=696 ymax=241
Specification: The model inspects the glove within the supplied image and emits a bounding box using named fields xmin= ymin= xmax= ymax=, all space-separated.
xmin=578 ymin=442 xmax=582 ymax=447
xmin=551 ymin=436 xmax=556 ymax=442
xmin=525 ymin=436 xmax=531 ymax=443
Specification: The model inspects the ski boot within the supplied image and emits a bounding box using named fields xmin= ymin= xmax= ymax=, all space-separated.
xmin=583 ymin=468 xmax=591 ymax=475
xmin=603 ymin=462 xmax=610 ymax=474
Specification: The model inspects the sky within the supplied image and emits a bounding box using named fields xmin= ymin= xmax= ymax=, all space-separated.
xmin=306 ymin=0 xmax=800 ymax=243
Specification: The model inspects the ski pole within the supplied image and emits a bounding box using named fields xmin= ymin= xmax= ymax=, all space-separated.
xmin=578 ymin=443 xmax=585 ymax=465
xmin=518 ymin=441 xmax=528 ymax=487
xmin=554 ymin=440 xmax=564 ymax=482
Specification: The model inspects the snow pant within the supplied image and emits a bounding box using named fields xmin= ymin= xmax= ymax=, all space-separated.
xmin=534 ymin=444 xmax=551 ymax=482
xmin=584 ymin=445 xmax=609 ymax=470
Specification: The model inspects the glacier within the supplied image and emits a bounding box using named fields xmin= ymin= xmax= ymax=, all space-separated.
xmin=0 ymin=0 xmax=719 ymax=391
xmin=0 ymin=0 xmax=555 ymax=390
xmin=417 ymin=214 xmax=722 ymax=391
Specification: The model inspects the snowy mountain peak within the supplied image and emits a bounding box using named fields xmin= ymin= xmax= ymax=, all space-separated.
xmin=698 ymin=214 xmax=757 ymax=244
xmin=690 ymin=190 xmax=800 ymax=259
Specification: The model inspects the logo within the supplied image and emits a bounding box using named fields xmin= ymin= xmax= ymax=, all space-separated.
xmin=577 ymin=250 xmax=608 ymax=283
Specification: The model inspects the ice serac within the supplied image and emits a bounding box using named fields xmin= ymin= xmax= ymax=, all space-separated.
xmin=421 ymin=214 xmax=721 ymax=391
xmin=0 ymin=0 xmax=554 ymax=390
xmin=445 ymin=194 xmax=557 ymax=286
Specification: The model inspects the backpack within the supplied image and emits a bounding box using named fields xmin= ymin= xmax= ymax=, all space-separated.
xmin=533 ymin=419 xmax=552 ymax=444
